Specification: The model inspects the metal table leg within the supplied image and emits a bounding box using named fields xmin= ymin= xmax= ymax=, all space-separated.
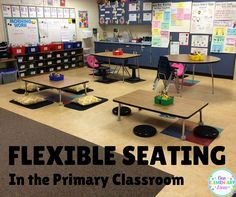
xmin=209 ymin=64 xmax=214 ymax=94
xmin=192 ymin=64 xmax=196 ymax=82
xmin=122 ymin=60 xmax=125 ymax=83
xmin=58 ymin=89 xmax=62 ymax=106
xmin=83 ymin=83 xmax=87 ymax=95
xmin=199 ymin=110 xmax=204 ymax=125
xmin=24 ymin=82 xmax=28 ymax=95
xmin=118 ymin=103 xmax=121 ymax=121
xmin=181 ymin=119 xmax=186 ymax=140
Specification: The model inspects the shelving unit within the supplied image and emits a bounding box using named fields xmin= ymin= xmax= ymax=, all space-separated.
xmin=15 ymin=48 xmax=84 ymax=78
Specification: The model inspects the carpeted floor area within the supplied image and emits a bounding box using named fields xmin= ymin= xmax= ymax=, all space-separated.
xmin=0 ymin=107 xmax=173 ymax=197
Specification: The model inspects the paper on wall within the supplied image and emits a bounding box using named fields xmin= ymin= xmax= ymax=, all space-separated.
xmin=170 ymin=2 xmax=192 ymax=32
xmin=69 ymin=9 xmax=75 ymax=18
xmin=28 ymin=6 xmax=36 ymax=18
xmin=129 ymin=3 xmax=137 ymax=12
xmin=11 ymin=6 xmax=20 ymax=17
xmin=20 ymin=6 xmax=28 ymax=17
xmin=44 ymin=7 xmax=51 ymax=18
xmin=36 ymin=7 xmax=44 ymax=18
xmin=57 ymin=8 xmax=64 ymax=18
xmin=143 ymin=13 xmax=151 ymax=21
xmin=191 ymin=47 xmax=208 ymax=55
xmin=179 ymin=32 xmax=189 ymax=45
xmin=129 ymin=13 xmax=137 ymax=22
xmin=51 ymin=7 xmax=57 ymax=18
xmin=190 ymin=2 xmax=215 ymax=34
xmin=191 ymin=35 xmax=209 ymax=47
xmin=143 ymin=2 xmax=152 ymax=11
xmin=63 ymin=8 xmax=70 ymax=18
xmin=170 ymin=41 xmax=180 ymax=55
xmin=2 ymin=5 xmax=12 ymax=17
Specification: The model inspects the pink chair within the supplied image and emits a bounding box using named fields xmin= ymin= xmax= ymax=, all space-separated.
xmin=171 ymin=63 xmax=184 ymax=77
xmin=86 ymin=55 xmax=110 ymax=82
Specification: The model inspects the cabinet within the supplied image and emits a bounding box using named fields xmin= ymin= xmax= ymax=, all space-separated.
xmin=94 ymin=41 xmax=153 ymax=68
xmin=16 ymin=48 xmax=84 ymax=78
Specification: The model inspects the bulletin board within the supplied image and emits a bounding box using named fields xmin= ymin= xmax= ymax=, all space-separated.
xmin=6 ymin=18 xmax=39 ymax=45
xmin=38 ymin=18 xmax=76 ymax=43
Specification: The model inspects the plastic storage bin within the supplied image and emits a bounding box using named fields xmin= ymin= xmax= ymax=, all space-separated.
xmin=2 ymin=70 xmax=17 ymax=84
xmin=10 ymin=46 xmax=25 ymax=56
xmin=39 ymin=45 xmax=51 ymax=53
xmin=50 ymin=43 xmax=64 ymax=51
xmin=64 ymin=42 xmax=73 ymax=50
xmin=26 ymin=46 xmax=38 ymax=54
xmin=72 ymin=41 xmax=82 ymax=49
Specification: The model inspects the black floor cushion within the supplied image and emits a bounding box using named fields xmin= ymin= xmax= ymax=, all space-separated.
xmin=125 ymin=78 xmax=146 ymax=84
xmin=112 ymin=106 xmax=131 ymax=116
xmin=10 ymin=100 xmax=54 ymax=109
xmin=133 ymin=125 xmax=157 ymax=137
xmin=12 ymin=87 xmax=49 ymax=94
xmin=193 ymin=125 xmax=219 ymax=139
xmin=62 ymin=88 xmax=94 ymax=95
xmin=95 ymin=78 xmax=119 ymax=84
xmin=64 ymin=97 xmax=108 ymax=111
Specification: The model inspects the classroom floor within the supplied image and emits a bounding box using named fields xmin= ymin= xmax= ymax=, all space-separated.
xmin=0 ymin=66 xmax=236 ymax=197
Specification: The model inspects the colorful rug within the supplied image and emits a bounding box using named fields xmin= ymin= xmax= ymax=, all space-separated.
xmin=182 ymin=79 xmax=200 ymax=86
xmin=160 ymin=120 xmax=223 ymax=146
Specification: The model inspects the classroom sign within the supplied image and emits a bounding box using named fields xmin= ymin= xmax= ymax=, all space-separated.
xmin=152 ymin=3 xmax=171 ymax=48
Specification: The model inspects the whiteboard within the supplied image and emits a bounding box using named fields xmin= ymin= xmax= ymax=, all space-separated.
xmin=6 ymin=18 xmax=39 ymax=45
xmin=38 ymin=18 xmax=76 ymax=44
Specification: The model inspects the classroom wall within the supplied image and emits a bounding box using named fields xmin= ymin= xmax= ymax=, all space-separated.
xmin=0 ymin=0 xmax=101 ymax=52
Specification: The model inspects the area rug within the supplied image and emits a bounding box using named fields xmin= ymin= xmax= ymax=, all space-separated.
xmin=160 ymin=120 xmax=223 ymax=146
xmin=0 ymin=107 xmax=173 ymax=197
xmin=9 ymin=100 xmax=54 ymax=109
xmin=64 ymin=97 xmax=108 ymax=111
xmin=182 ymin=79 xmax=200 ymax=86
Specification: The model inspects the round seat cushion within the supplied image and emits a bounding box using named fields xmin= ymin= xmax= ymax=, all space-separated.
xmin=193 ymin=125 xmax=219 ymax=139
xmin=112 ymin=106 xmax=131 ymax=116
xmin=133 ymin=125 xmax=157 ymax=137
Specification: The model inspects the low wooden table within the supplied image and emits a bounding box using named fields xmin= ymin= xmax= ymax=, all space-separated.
xmin=113 ymin=90 xmax=208 ymax=139
xmin=92 ymin=52 xmax=141 ymax=82
xmin=22 ymin=75 xmax=89 ymax=105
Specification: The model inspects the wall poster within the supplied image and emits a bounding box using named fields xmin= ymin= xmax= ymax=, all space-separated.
xmin=190 ymin=2 xmax=215 ymax=34
xmin=152 ymin=3 xmax=171 ymax=48
xmin=78 ymin=11 xmax=88 ymax=28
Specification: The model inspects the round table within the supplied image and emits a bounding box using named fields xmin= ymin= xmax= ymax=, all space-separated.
xmin=166 ymin=54 xmax=221 ymax=94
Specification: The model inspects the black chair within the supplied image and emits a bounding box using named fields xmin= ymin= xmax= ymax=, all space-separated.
xmin=153 ymin=56 xmax=181 ymax=94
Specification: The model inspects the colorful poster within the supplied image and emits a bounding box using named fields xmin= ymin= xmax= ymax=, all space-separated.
xmin=190 ymin=2 xmax=215 ymax=34
xmin=213 ymin=2 xmax=236 ymax=53
xmin=152 ymin=3 xmax=171 ymax=48
xmin=191 ymin=35 xmax=209 ymax=48
xmin=170 ymin=2 xmax=192 ymax=32
xmin=179 ymin=33 xmax=189 ymax=46
xmin=78 ymin=11 xmax=88 ymax=28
